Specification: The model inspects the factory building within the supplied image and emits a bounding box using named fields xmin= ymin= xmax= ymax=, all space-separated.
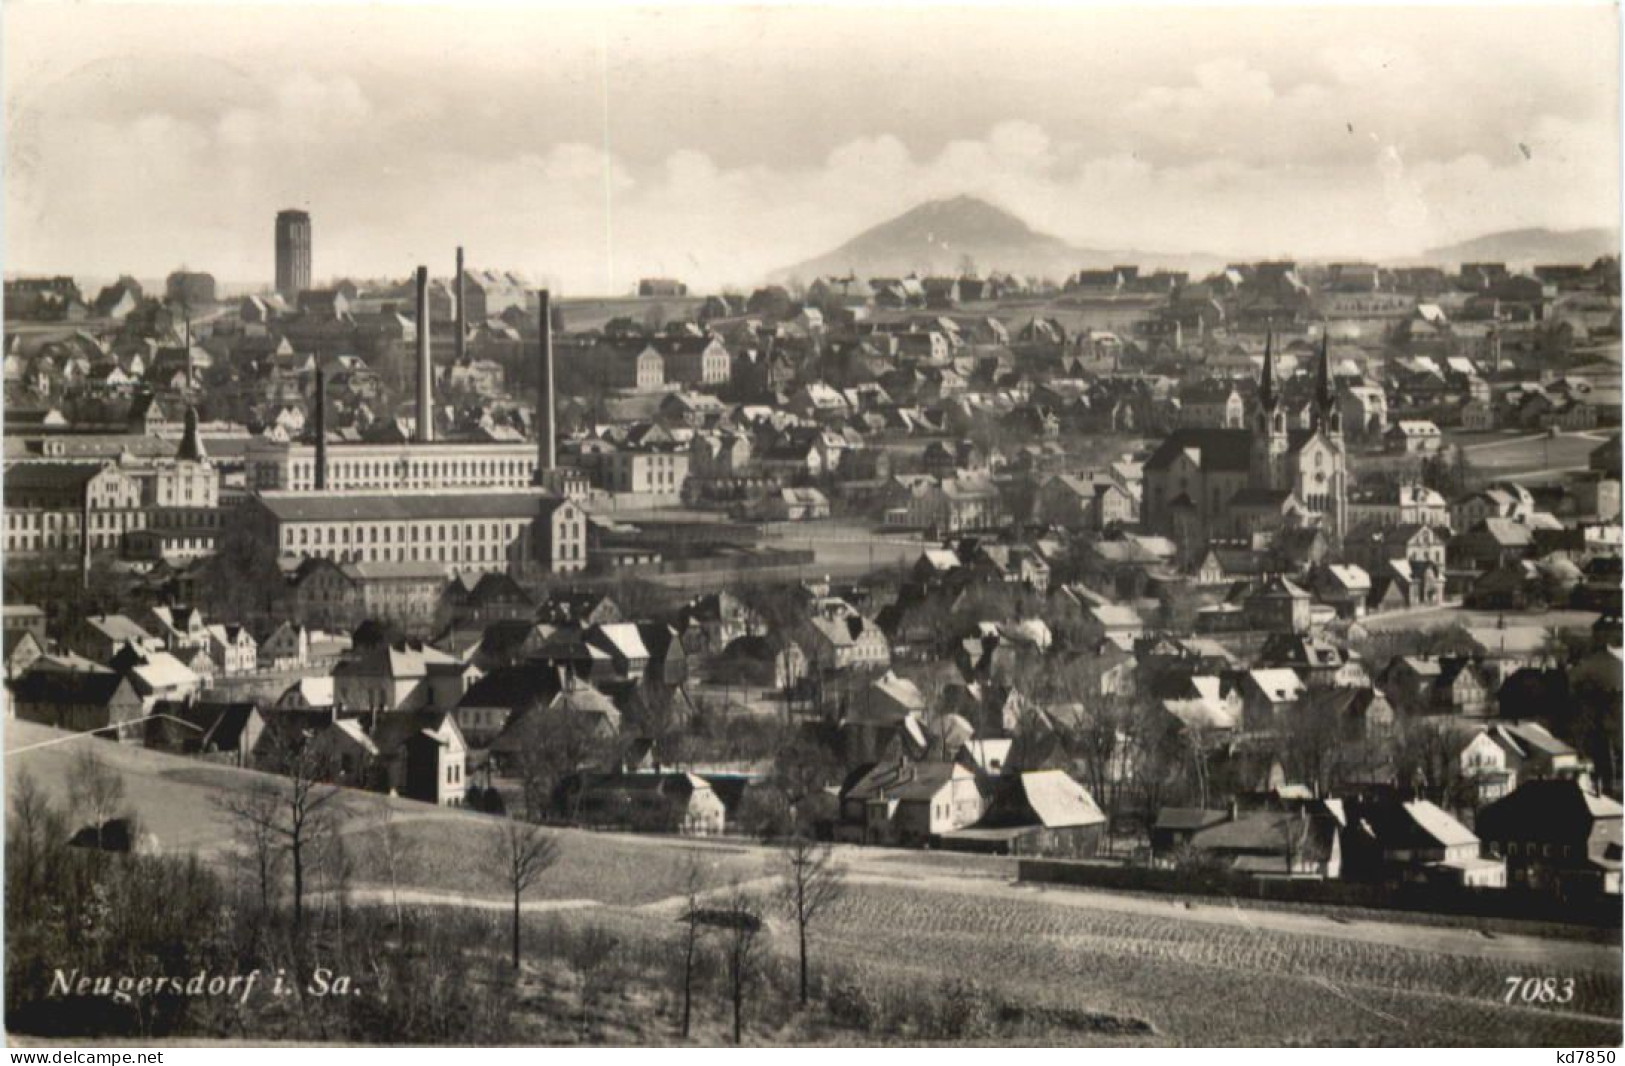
xmin=244 ymin=490 xmax=588 ymax=576
xmin=245 ymin=439 xmax=540 ymax=493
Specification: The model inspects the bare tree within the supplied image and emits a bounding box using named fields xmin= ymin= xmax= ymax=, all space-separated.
xmin=369 ymin=802 xmax=418 ymax=927
xmin=228 ymin=783 xmax=285 ymax=917
xmin=8 ymin=767 xmax=64 ymax=901
xmin=217 ymin=737 xmax=340 ymax=930
xmin=568 ymin=924 xmax=620 ymax=1039
xmin=676 ymin=855 xmax=708 ymax=1039
xmin=488 ymin=815 xmax=560 ymax=970
xmin=719 ymin=886 xmax=765 ymax=1044
xmin=512 ymin=703 xmax=612 ymax=822
xmin=776 ymin=834 xmax=845 ymax=1006
xmin=68 ymin=746 xmax=127 ymax=850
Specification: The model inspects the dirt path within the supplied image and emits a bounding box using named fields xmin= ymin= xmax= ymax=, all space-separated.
xmin=318 ymin=884 xmax=603 ymax=914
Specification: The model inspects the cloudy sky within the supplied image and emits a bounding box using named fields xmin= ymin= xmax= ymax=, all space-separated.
xmin=6 ymin=3 xmax=1619 ymax=294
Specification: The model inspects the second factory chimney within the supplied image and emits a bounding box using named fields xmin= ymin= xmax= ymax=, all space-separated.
xmin=455 ymin=246 xmax=467 ymax=364
xmin=314 ymin=365 xmax=328 ymax=490
xmin=535 ymin=289 xmax=556 ymax=476
xmin=415 ymin=265 xmax=433 ymax=443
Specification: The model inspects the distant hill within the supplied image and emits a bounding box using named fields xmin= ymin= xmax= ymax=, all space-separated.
xmin=1422 ymin=227 xmax=1618 ymax=268
xmin=770 ymin=195 xmax=1218 ymax=286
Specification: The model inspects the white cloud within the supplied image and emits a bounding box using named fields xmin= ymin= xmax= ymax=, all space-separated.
xmin=5 ymin=6 xmax=1617 ymax=292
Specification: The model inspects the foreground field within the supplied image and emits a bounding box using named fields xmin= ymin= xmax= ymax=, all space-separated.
xmin=809 ymin=884 xmax=1620 ymax=1046
xmin=7 ymin=720 xmax=1621 ymax=1046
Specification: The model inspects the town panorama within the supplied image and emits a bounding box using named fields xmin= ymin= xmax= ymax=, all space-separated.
xmin=3 ymin=1 xmax=1621 ymax=1051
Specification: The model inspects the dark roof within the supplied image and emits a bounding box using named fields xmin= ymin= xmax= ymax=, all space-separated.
xmin=368 ymin=709 xmax=457 ymax=755
xmin=460 ymin=664 xmax=566 ymax=711
xmin=10 ymin=671 xmax=131 ymax=705
xmin=1476 ymin=780 xmax=1622 ymax=863
xmin=1143 ymin=429 xmax=1252 ymax=473
xmin=1155 ymin=807 xmax=1231 ymax=832
xmin=258 ymin=491 xmax=560 ymax=523
xmin=1229 ymin=488 xmax=1293 ymax=508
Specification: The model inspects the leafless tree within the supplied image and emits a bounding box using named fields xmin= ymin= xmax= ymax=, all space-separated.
xmin=776 ymin=834 xmax=845 ymax=1006
xmin=8 ymin=767 xmax=64 ymax=900
xmin=568 ymin=924 xmax=620 ymax=1040
xmin=719 ymin=886 xmax=765 ymax=1044
xmin=1390 ymin=715 xmax=1466 ymax=805
xmin=228 ymin=783 xmax=285 ymax=917
xmin=676 ymin=855 xmax=708 ymax=1039
xmin=217 ymin=737 xmax=340 ymax=930
xmin=513 ymin=704 xmax=612 ymax=822
xmin=369 ymin=802 xmax=418 ymax=927
xmin=487 ymin=815 xmax=560 ymax=970
xmin=68 ymin=746 xmax=126 ymax=850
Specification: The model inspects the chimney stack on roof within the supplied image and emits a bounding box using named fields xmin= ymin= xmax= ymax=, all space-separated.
xmin=415 ymin=265 xmax=433 ymax=443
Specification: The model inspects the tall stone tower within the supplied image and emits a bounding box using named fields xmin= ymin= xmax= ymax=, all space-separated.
xmin=275 ymin=209 xmax=312 ymax=299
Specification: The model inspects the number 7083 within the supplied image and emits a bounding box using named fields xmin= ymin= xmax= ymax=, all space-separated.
xmin=1505 ymin=976 xmax=1575 ymax=1005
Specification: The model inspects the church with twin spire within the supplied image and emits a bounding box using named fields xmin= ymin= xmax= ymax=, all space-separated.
xmin=1142 ymin=334 xmax=1349 ymax=554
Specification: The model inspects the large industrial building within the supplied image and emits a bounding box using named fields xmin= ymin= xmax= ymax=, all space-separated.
xmin=245 ymin=439 xmax=541 ymax=493
xmin=244 ymin=490 xmax=587 ymax=576
xmin=237 ymin=275 xmax=590 ymax=578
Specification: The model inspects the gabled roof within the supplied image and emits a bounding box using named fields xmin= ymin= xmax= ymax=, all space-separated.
xmin=1246 ymin=667 xmax=1305 ymax=702
xmin=587 ymin=623 xmax=650 ymax=663
xmin=1143 ymin=428 xmax=1253 ymax=474
xmin=10 ymin=670 xmax=133 ymax=706
xmin=1004 ymin=771 xmax=1105 ymax=828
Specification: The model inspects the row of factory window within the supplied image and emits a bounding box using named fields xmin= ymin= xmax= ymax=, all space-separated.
xmin=283 ymin=457 xmax=537 ymax=486
xmin=7 ymin=533 xmax=121 ymax=552
xmin=282 ymin=520 xmax=538 ymax=548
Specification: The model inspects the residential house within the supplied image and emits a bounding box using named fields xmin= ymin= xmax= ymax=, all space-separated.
xmin=837 ymin=760 xmax=987 ymax=846
xmin=1460 ymin=722 xmax=1586 ymax=805
xmin=9 ymin=671 xmax=144 ymax=739
xmin=204 ymin=624 xmax=258 ymax=676
xmin=1239 ymin=668 xmax=1308 ymax=729
xmin=1477 ymin=779 xmax=1622 ymax=897
xmin=941 ymin=771 xmax=1106 ymax=857
xmin=799 ymin=610 xmax=892 ymax=673
xmin=1178 ymin=804 xmax=1343 ymax=879
xmin=568 ymin=771 xmax=727 ymax=834
xmin=260 ymin=621 xmax=311 ymax=670
xmin=366 ymin=709 xmax=469 ymax=806
xmin=1385 ymin=420 xmax=1444 ymax=455
xmin=1378 ymin=656 xmax=1491 ymax=716
xmin=1341 ymin=796 xmax=1505 ymax=887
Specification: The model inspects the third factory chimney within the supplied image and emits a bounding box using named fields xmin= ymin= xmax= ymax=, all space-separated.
xmin=455 ymin=246 xmax=467 ymax=364
xmin=536 ymin=289 xmax=556 ymax=476
xmin=314 ymin=365 xmax=328 ymax=490
xmin=415 ymin=265 xmax=433 ymax=443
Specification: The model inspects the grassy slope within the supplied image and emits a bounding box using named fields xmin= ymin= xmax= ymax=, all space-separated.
xmin=8 ymin=720 xmax=1621 ymax=1046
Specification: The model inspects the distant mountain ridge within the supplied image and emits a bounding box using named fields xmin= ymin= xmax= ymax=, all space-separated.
xmin=770 ymin=195 xmax=1218 ymax=285
xmin=1421 ymin=227 xmax=1619 ymax=268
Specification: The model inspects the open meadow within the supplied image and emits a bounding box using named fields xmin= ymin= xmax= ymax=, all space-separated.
xmin=1451 ymin=430 xmax=1611 ymax=480
xmin=7 ymin=719 xmax=1620 ymax=1046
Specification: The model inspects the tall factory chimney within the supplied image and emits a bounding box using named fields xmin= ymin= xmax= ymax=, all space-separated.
xmin=415 ymin=265 xmax=433 ymax=443
xmin=455 ymin=246 xmax=467 ymax=364
xmin=535 ymin=289 xmax=556 ymax=477
xmin=313 ymin=365 xmax=328 ymax=490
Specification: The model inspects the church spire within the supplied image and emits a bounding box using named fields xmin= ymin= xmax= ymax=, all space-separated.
xmin=1315 ymin=330 xmax=1334 ymax=415
xmin=1258 ymin=329 xmax=1277 ymax=411
xmin=176 ymin=405 xmax=207 ymax=462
